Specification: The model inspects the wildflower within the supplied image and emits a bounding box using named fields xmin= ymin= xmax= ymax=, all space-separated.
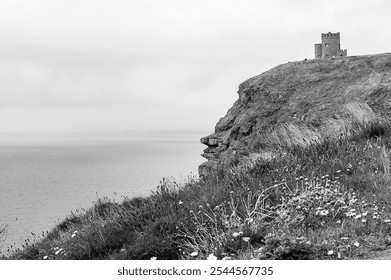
xmin=354 ymin=214 xmax=362 ymax=220
xmin=178 ymin=200 xmax=183 ymax=205
xmin=319 ymin=209 xmax=329 ymax=216
xmin=190 ymin=251 xmax=198 ymax=257
xmin=207 ymin=253 xmax=217 ymax=260
xmin=232 ymin=232 xmax=240 ymax=238
xmin=361 ymin=219 xmax=367 ymax=223
xmin=43 ymin=256 xmax=48 ymax=260
xmin=242 ymin=237 xmax=251 ymax=242
xmin=354 ymin=242 xmax=360 ymax=247
xmin=71 ymin=231 xmax=78 ymax=238
xmin=327 ymin=250 xmax=334 ymax=255
xmin=362 ymin=212 xmax=368 ymax=217
xmin=384 ymin=219 xmax=391 ymax=223
xmin=55 ymin=248 xmax=63 ymax=255
xmin=150 ymin=257 xmax=157 ymax=260
xmin=336 ymin=220 xmax=341 ymax=224
xmin=341 ymin=237 xmax=349 ymax=241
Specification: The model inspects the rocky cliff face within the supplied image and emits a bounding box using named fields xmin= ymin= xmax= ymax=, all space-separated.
xmin=200 ymin=53 xmax=391 ymax=175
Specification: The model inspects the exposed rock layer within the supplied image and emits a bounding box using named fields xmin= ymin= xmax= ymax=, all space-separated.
xmin=200 ymin=53 xmax=391 ymax=175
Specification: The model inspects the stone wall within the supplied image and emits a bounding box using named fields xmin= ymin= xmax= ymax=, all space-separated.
xmin=321 ymin=32 xmax=341 ymax=58
xmin=315 ymin=43 xmax=322 ymax=59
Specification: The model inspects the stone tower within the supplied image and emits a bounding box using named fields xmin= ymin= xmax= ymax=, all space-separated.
xmin=315 ymin=32 xmax=347 ymax=59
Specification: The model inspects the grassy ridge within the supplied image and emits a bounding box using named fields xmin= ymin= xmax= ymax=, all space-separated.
xmin=2 ymin=123 xmax=391 ymax=260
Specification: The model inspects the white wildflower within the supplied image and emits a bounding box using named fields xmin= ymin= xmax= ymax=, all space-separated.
xmin=320 ymin=209 xmax=329 ymax=216
xmin=55 ymin=248 xmax=63 ymax=255
xmin=327 ymin=250 xmax=334 ymax=255
xmin=354 ymin=242 xmax=360 ymax=247
xmin=207 ymin=253 xmax=217 ymax=260
xmin=190 ymin=251 xmax=198 ymax=257
xmin=242 ymin=237 xmax=251 ymax=242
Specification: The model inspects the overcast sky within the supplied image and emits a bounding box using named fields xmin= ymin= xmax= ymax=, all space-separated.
xmin=0 ymin=0 xmax=390 ymax=138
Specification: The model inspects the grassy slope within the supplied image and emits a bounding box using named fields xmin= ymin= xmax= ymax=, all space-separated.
xmin=3 ymin=123 xmax=391 ymax=260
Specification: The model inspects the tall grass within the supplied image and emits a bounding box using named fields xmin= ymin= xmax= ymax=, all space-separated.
xmin=254 ymin=101 xmax=388 ymax=151
xmin=0 ymin=225 xmax=8 ymax=257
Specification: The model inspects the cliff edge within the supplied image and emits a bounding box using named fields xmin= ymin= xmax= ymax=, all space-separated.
xmin=200 ymin=53 xmax=391 ymax=175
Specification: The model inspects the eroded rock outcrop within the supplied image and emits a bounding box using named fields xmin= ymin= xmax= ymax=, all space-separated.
xmin=199 ymin=53 xmax=391 ymax=176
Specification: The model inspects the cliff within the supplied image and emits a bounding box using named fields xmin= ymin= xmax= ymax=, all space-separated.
xmin=7 ymin=53 xmax=391 ymax=261
xmin=200 ymin=53 xmax=391 ymax=175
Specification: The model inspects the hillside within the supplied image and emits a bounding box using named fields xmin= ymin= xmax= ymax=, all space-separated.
xmin=200 ymin=53 xmax=391 ymax=174
xmin=3 ymin=54 xmax=391 ymax=260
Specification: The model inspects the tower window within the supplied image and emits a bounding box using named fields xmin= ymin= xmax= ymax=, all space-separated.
xmin=325 ymin=43 xmax=329 ymax=48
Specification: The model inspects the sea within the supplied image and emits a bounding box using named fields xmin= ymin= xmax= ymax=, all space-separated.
xmin=0 ymin=134 xmax=205 ymax=253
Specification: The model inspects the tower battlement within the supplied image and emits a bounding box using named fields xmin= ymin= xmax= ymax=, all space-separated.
xmin=315 ymin=32 xmax=347 ymax=59
xmin=321 ymin=32 xmax=340 ymax=38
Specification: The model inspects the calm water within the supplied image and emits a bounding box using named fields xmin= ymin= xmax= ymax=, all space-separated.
xmin=0 ymin=139 xmax=204 ymax=252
